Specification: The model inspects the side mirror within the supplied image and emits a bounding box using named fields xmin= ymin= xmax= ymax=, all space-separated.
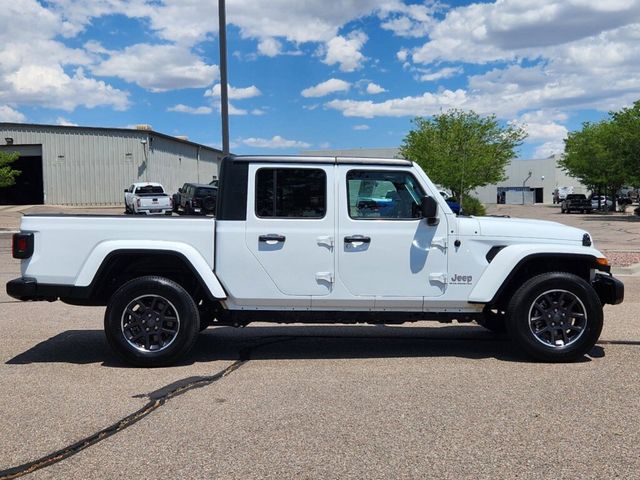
xmin=178 ymin=188 xmax=182 ymax=193
xmin=124 ymin=189 xmax=129 ymax=193
xmin=421 ymin=196 xmax=438 ymax=225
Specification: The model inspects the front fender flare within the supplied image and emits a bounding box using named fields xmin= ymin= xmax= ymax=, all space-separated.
xmin=467 ymin=244 xmax=604 ymax=304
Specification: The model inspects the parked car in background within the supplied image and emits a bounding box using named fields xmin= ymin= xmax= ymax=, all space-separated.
xmin=174 ymin=183 xmax=218 ymax=215
xmin=553 ymin=186 xmax=575 ymax=203
xmin=439 ymin=191 xmax=460 ymax=214
xmin=124 ymin=182 xmax=172 ymax=215
xmin=591 ymin=196 xmax=612 ymax=211
xmin=561 ymin=194 xmax=592 ymax=214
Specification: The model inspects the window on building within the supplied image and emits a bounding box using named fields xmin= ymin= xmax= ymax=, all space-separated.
xmin=347 ymin=170 xmax=425 ymax=219
xmin=256 ymin=168 xmax=326 ymax=218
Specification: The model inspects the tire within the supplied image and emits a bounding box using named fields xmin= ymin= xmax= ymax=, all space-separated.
xmin=506 ymin=272 xmax=603 ymax=362
xmin=104 ymin=276 xmax=200 ymax=367
xmin=202 ymin=195 xmax=216 ymax=214
xmin=478 ymin=307 xmax=507 ymax=333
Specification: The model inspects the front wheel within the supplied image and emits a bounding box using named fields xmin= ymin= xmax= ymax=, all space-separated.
xmin=104 ymin=276 xmax=200 ymax=367
xmin=506 ymin=272 xmax=603 ymax=362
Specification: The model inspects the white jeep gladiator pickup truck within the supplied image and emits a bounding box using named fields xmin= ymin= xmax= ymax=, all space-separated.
xmin=7 ymin=156 xmax=624 ymax=366
xmin=124 ymin=182 xmax=173 ymax=215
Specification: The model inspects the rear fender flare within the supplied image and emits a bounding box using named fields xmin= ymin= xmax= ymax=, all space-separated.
xmin=75 ymin=240 xmax=227 ymax=299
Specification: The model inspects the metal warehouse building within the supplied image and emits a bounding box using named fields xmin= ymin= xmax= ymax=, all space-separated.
xmin=0 ymin=123 xmax=223 ymax=206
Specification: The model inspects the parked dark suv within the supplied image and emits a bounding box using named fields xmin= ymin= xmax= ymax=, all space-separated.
xmin=173 ymin=183 xmax=218 ymax=215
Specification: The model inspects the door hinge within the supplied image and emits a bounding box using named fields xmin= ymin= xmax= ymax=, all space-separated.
xmin=315 ymin=272 xmax=334 ymax=284
xmin=316 ymin=236 xmax=334 ymax=249
xmin=430 ymin=237 xmax=447 ymax=251
xmin=429 ymin=273 xmax=447 ymax=284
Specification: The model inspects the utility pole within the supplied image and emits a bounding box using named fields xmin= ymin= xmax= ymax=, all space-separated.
xmin=218 ymin=0 xmax=230 ymax=155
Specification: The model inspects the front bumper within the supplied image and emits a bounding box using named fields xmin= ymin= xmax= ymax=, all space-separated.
xmin=592 ymin=273 xmax=624 ymax=305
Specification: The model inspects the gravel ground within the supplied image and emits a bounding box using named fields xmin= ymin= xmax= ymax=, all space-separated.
xmin=604 ymin=251 xmax=640 ymax=267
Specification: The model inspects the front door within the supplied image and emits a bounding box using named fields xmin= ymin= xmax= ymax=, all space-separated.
xmin=337 ymin=166 xmax=448 ymax=303
xmin=245 ymin=164 xmax=334 ymax=296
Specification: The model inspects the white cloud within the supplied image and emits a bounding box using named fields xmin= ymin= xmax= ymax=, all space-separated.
xmin=411 ymin=0 xmax=640 ymax=65
xmin=419 ymin=66 xmax=463 ymax=82
xmin=301 ymin=78 xmax=351 ymax=98
xmin=322 ymin=30 xmax=368 ymax=72
xmin=2 ymin=65 xmax=129 ymax=111
xmin=0 ymin=0 xmax=130 ymax=112
xmin=257 ymin=38 xmax=282 ymax=57
xmin=378 ymin=2 xmax=439 ymax=38
xmin=241 ymin=135 xmax=311 ymax=149
xmin=534 ymin=141 xmax=566 ymax=158
xmin=92 ymin=44 xmax=219 ymax=92
xmin=326 ymin=89 xmax=468 ymax=118
xmin=523 ymin=121 xmax=568 ymax=142
xmin=396 ymin=49 xmax=409 ymax=62
xmin=366 ymin=82 xmax=386 ymax=94
xmin=55 ymin=116 xmax=78 ymax=126
xmin=353 ymin=124 xmax=370 ymax=130
xmin=205 ymin=84 xmax=262 ymax=100
xmin=168 ymin=104 xmax=213 ymax=115
xmin=0 ymin=105 xmax=26 ymax=122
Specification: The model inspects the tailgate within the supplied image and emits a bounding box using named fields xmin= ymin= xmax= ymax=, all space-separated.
xmin=137 ymin=195 xmax=171 ymax=208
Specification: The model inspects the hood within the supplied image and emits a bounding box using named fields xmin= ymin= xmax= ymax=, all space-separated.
xmin=475 ymin=216 xmax=589 ymax=244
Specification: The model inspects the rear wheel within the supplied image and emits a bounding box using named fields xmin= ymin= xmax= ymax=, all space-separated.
xmin=506 ymin=272 xmax=603 ymax=362
xmin=104 ymin=276 xmax=199 ymax=367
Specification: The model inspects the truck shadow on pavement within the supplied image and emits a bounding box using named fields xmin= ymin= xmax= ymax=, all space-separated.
xmin=5 ymin=325 xmax=617 ymax=366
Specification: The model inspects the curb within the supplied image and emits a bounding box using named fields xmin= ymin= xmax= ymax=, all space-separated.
xmin=611 ymin=263 xmax=640 ymax=276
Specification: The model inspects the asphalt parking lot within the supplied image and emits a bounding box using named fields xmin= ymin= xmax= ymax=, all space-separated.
xmin=1 ymin=206 xmax=639 ymax=479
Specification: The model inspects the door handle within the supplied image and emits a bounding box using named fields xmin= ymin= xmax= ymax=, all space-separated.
xmin=344 ymin=235 xmax=371 ymax=244
xmin=259 ymin=234 xmax=286 ymax=243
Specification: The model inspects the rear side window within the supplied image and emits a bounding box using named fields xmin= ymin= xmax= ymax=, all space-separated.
xmin=347 ymin=170 xmax=425 ymax=219
xmin=195 ymin=187 xmax=217 ymax=197
xmin=256 ymin=168 xmax=326 ymax=218
xmin=136 ymin=185 xmax=164 ymax=194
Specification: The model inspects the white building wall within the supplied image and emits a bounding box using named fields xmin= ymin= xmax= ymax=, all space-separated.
xmin=0 ymin=124 xmax=222 ymax=205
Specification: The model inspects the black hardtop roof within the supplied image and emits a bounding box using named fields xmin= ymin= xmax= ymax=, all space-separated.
xmin=225 ymin=154 xmax=412 ymax=166
xmin=182 ymin=182 xmax=218 ymax=188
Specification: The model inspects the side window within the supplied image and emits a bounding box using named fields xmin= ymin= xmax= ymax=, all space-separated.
xmin=256 ymin=168 xmax=326 ymax=218
xmin=347 ymin=170 xmax=425 ymax=219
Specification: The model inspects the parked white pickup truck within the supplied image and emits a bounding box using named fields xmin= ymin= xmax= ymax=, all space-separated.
xmin=7 ymin=156 xmax=624 ymax=366
xmin=124 ymin=182 xmax=172 ymax=215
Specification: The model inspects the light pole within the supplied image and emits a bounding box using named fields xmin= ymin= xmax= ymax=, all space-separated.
xmin=218 ymin=0 xmax=230 ymax=155
xmin=522 ymin=170 xmax=532 ymax=205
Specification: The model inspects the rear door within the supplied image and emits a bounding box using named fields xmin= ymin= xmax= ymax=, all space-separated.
xmin=244 ymin=163 xmax=335 ymax=296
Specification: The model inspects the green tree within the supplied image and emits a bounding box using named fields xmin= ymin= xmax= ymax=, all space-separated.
xmin=400 ymin=109 xmax=527 ymax=201
xmin=0 ymin=151 xmax=21 ymax=188
xmin=560 ymin=115 xmax=633 ymax=206
xmin=610 ymin=100 xmax=640 ymax=185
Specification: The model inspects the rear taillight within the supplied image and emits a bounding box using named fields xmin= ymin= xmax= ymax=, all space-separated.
xmin=12 ymin=233 xmax=34 ymax=259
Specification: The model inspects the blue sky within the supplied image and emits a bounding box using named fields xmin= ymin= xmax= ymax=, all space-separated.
xmin=1 ymin=0 xmax=640 ymax=158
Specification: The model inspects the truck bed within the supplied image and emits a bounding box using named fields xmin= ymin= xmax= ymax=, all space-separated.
xmin=18 ymin=214 xmax=215 ymax=286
